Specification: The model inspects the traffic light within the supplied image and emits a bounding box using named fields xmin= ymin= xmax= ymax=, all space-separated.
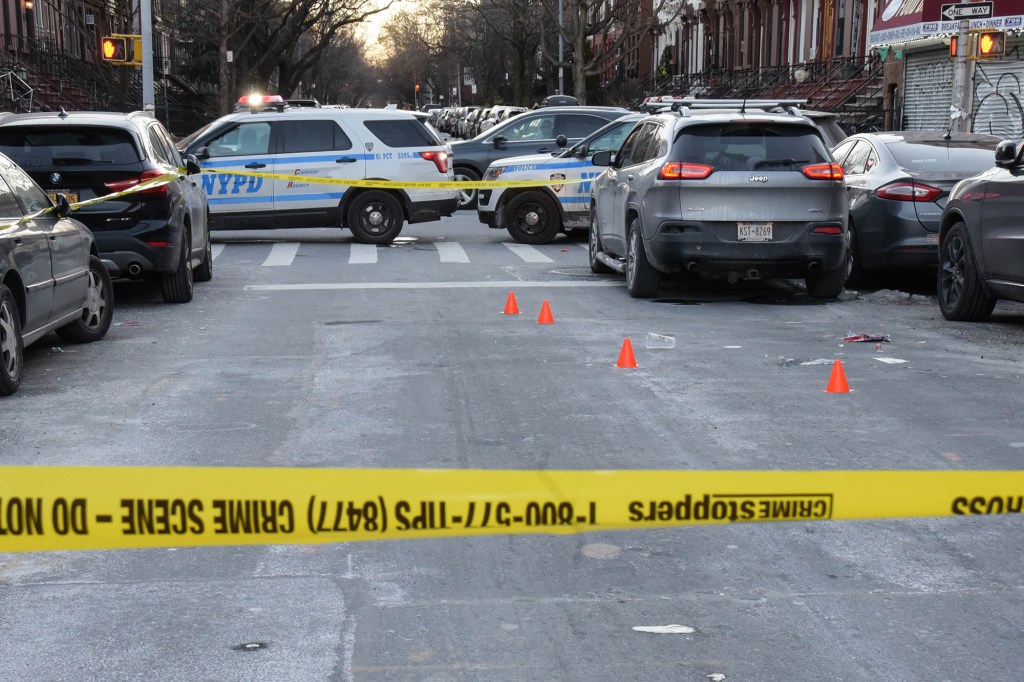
xmin=949 ymin=35 xmax=958 ymax=58
xmin=101 ymin=36 xmax=128 ymax=62
xmin=415 ymin=83 xmax=421 ymax=93
xmin=978 ymin=30 xmax=1006 ymax=58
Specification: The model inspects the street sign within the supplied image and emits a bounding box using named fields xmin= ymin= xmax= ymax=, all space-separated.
xmin=941 ymin=1 xmax=993 ymax=20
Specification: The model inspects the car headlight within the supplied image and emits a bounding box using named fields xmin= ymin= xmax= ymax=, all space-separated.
xmin=485 ymin=167 xmax=505 ymax=180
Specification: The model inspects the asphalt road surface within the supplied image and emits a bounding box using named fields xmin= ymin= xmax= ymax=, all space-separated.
xmin=2 ymin=211 xmax=1023 ymax=681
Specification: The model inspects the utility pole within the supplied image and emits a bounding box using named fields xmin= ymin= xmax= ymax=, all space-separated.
xmin=557 ymin=0 xmax=564 ymax=95
xmin=950 ymin=19 xmax=970 ymax=132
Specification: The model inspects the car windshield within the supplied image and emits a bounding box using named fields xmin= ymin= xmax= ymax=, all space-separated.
xmin=673 ymin=123 xmax=830 ymax=171
xmin=0 ymin=126 xmax=141 ymax=167
xmin=886 ymin=140 xmax=998 ymax=173
xmin=561 ymin=118 xmax=637 ymax=158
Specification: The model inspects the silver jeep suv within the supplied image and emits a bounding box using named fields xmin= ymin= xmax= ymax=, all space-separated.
xmin=589 ymin=100 xmax=849 ymax=298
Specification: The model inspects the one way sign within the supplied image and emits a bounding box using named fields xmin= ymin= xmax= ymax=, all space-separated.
xmin=940 ymin=1 xmax=994 ymax=20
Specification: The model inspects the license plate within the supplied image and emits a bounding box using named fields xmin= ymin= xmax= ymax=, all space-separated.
xmin=738 ymin=222 xmax=772 ymax=241
xmin=47 ymin=191 xmax=79 ymax=204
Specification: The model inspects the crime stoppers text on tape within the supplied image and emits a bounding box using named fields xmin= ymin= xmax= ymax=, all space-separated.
xmin=1 ymin=468 xmax=1022 ymax=552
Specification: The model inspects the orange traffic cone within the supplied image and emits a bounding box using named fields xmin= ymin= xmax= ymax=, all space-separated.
xmin=537 ymin=300 xmax=554 ymax=324
xmin=503 ymin=291 xmax=520 ymax=315
xmin=825 ymin=359 xmax=850 ymax=393
xmin=616 ymin=338 xmax=638 ymax=368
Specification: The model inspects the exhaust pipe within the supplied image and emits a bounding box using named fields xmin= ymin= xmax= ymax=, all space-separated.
xmin=807 ymin=261 xmax=821 ymax=273
xmin=686 ymin=261 xmax=699 ymax=272
xmin=127 ymin=263 xmax=143 ymax=277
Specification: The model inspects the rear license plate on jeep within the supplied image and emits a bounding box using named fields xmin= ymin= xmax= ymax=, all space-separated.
xmin=738 ymin=222 xmax=772 ymax=241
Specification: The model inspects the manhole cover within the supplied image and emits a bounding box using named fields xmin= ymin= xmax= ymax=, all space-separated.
xmin=549 ymin=267 xmax=600 ymax=277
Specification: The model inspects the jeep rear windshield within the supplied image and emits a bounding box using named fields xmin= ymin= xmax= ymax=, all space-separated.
xmin=672 ymin=123 xmax=829 ymax=172
xmin=363 ymin=119 xmax=442 ymax=147
xmin=0 ymin=126 xmax=142 ymax=168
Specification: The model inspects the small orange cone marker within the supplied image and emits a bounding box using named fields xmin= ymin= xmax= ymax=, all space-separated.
xmin=503 ymin=291 xmax=520 ymax=315
xmin=825 ymin=359 xmax=850 ymax=393
xmin=537 ymin=300 xmax=554 ymax=324
xmin=616 ymin=338 xmax=638 ymax=368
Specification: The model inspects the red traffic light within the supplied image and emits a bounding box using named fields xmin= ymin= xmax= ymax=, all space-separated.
xmin=101 ymin=36 xmax=127 ymax=62
xmin=949 ymin=35 xmax=958 ymax=58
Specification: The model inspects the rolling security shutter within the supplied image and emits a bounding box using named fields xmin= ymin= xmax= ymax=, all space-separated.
xmin=903 ymin=48 xmax=955 ymax=131
xmin=971 ymin=47 xmax=1024 ymax=139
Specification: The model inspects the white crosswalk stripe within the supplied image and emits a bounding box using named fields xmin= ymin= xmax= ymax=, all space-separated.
xmin=435 ymin=241 xmax=470 ymax=263
xmin=503 ymin=243 xmax=554 ymax=263
xmin=262 ymin=242 xmax=300 ymax=267
xmin=349 ymin=243 xmax=378 ymax=264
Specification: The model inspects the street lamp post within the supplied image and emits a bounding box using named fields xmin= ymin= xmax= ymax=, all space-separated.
xmin=24 ymin=0 xmax=35 ymax=45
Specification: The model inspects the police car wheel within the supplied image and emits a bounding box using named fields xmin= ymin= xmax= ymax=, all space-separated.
xmin=506 ymin=192 xmax=560 ymax=245
xmin=348 ymin=191 xmax=404 ymax=245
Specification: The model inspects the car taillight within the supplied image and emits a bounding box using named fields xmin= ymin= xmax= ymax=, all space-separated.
xmin=419 ymin=151 xmax=449 ymax=173
xmin=659 ymin=162 xmax=714 ymax=180
xmin=801 ymin=163 xmax=844 ymax=180
xmin=875 ymin=181 xmax=942 ymax=202
xmin=104 ymin=169 xmax=170 ymax=196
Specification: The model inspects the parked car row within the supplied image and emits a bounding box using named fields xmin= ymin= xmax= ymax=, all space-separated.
xmin=472 ymin=99 xmax=1024 ymax=319
xmin=430 ymin=105 xmax=529 ymax=141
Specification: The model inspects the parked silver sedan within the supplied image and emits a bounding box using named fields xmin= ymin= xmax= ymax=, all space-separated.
xmin=0 ymin=152 xmax=113 ymax=395
xmin=832 ymin=131 xmax=1001 ymax=285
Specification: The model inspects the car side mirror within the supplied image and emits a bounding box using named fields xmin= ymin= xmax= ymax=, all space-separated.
xmin=555 ymin=134 xmax=568 ymax=148
xmin=192 ymin=146 xmax=211 ymax=161
xmin=591 ymin=150 xmax=612 ymax=166
xmin=55 ymin=192 xmax=72 ymax=218
xmin=994 ymin=140 xmax=1018 ymax=168
xmin=185 ymin=154 xmax=202 ymax=175
xmin=493 ymin=135 xmax=506 ymax=149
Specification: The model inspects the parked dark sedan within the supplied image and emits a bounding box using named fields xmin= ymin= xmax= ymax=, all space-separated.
xmin=831 ymin=131 xmax=1001 ymax=284
xmin=0 ymin=152 xmax=113 ymax=395
xmin=937 ymin=139 xmax=1024 ymax=321
xmin=0 ymin=110 xmax=211 ymax=303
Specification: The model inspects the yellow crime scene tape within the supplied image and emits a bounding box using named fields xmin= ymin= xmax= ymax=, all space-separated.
xmin=202 ymin=167 xmax=585 ymax=190
xmin=1 ymin=467 xmax=1022 ymax=552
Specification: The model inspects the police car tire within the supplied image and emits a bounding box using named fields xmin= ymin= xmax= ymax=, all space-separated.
xmin=162 ymin=229 xmax=195 ymax=304
xmin=454 ymin=167 xmax=479 ymax=209
xmin=506 ymin=192 xmax=560 ymax=245
xmin=348 ymin=191 xmax=404 ymax=245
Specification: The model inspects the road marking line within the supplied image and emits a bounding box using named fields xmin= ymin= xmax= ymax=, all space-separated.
xmin=262 ymin=242 xmax=300 ymax=267
xmin=349 ymin=243 xmax=378 ymax=264
xmin=246 ymin=280 xmax=621 ymax=291
xmin=435 ymin=241 xmax=470 ymax=263
xmin=211 ymin=244 xmax=225 ymax=260
xmin=504 ymin=243 xmax=553 ymax=263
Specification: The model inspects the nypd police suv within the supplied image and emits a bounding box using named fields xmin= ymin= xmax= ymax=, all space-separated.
xmin=476 ymin=114 xmax=641 ymax=244
xmin=179 ymin=95 xmax=459 ymax=244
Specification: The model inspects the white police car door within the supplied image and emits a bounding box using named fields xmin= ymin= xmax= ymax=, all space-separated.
xmin=272 ymin=117 xmax=365 ymax=228
xmin=198 ymin=119 xmax=275 ymax=226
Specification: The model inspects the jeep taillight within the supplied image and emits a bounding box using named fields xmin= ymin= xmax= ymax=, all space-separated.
xmin=801 ymin=163 xmax=844 ymax=180
xmin=104 ymin=169 xmax=170 ymax=196
xmin=875 ymin=181 xmax=942 ymax=202
xmin=419 ymin=151 xmax=449 ymax=173
xmin=659 ymin=162 xmax=714 ymax=180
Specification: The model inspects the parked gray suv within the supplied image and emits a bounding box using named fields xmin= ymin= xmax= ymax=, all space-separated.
xmin=589 ymin=102 xmax=849 ymax=298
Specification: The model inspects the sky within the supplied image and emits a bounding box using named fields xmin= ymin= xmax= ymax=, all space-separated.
xmin=359 ymin=0 xmax=404 ymax=47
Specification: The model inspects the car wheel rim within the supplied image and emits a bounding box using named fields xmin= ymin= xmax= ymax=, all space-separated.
xmin=362 ymin=203 xmax=391 ymax=234
xmin=626 ymin=230 xmax=637 ymax=287
xmin=0 ymin=300 xmax=18 ymax=377
xmin=940 ymin=234 xmax=965 ymax=307
xmin=82 ymin=268 xmax=108 ymax=330
xmin=516 ymin=203 xmax=545 ymax=235
xmin=455 ymin=175 xmax=476 ymax=205
xmin=589 ymin=217 xmax=598 ymax=263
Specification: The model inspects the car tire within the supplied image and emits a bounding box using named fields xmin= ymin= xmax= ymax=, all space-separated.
xmin=348 ymin=191 xmax=404 ymax=245
xmin=626 ymin=218 xmax=659 ymax=298
xmin=56 ymin=255 xmax=114 ymax=344
xmin=162 ymin=228 xmax=195 ymax=303
xmin=505 ymin=192 xmax=561 ymax=244
xmin=845 ymin=221 xmax=873 ymax=290
xmin=938 ymin=221 xmax=995 ymax=321
xmin=589 ymin=209 xmax=613 ymax=274
xmin=194 ymin=226 xmax=214 ymax=283
xmin=454 ymin=167 xmax=479 ymax=209
xmin=805 ymin=252 xmax=850 ymax=299
xmin=0 ymin=283 xmax=24 ymax=396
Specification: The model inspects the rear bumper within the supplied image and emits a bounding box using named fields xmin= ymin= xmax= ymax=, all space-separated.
xmin=646 ymin=220 xmax=848 ymax=277
xmin=408 ymin=196 xmax=460 ymax=223
xmin=79 ymin=217 xmax=183 ymax=275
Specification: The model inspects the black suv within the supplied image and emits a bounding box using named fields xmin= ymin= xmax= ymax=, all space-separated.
xmin=0 ymin=111 xmax=211 ymax=303
xmin=450 ymin=105 xmax=631 ymax=208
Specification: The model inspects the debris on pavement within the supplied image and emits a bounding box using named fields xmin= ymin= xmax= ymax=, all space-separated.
xmin=632 ymin=624 xmax=696 ymax=634
xmin=844 ymin=333 xmax=891 ymax=343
